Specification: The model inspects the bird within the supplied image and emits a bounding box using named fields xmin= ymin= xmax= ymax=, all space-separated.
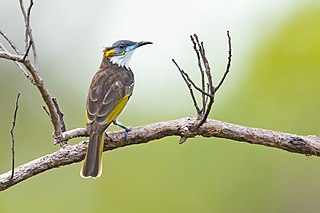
xmin=81 ymin=40 xmax=152 ymax=178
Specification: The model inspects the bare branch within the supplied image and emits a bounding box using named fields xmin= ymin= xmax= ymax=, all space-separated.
xmin=0 ymin=1 xmax=64 ymax=141
xmin=0 ymin=50 xmax=23 ymax=62
xmin=52 ymin=98 xmax=66 ymax=133
xmin=172 ymin=59 xmax=213 ymax=98
xmin=0 ymin=42 xmax=33 ymax=82
xmin=0 ymin=28 xmax=22 ymax=54
xmin=172 ymin=59 xmax=200 ymax=114
xmin=42 ymin=106 xmax=50 ymax=117
xmin=190 ymin=35 xmax=206 ymax=112
xmin=22 ymin=40 xmax=32 ymax=62
xmin=19 ymin=0 xmax=39 ymax=70
xmin=19 ymin=59 xmax=63 ymax=140
xmin=173 ymin=33 xmax=232 ymax=130
xmin=1 ymin=117 xmax=320 ymax=191
xmin=195 ymin=31 xmax=233 ymax=128
xmin=52 ymin=98 xmax=67 ymax=147
xmin=215 ymin=31 xmax=232 ymax=92
xmin=10 ymin=93 xmax=21 ymax=179
xmin=192 ymin=34 xmax=215 ymax=128
xmin=61 ymin=128 xmax=88 ymax=141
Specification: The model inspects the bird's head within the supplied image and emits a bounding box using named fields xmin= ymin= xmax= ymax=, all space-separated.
xmin=104 ymin=40 xmax=152 ymax=68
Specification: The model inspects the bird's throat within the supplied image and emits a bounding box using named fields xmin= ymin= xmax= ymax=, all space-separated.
xmin=110 ymin=51 xmax=134 ymax=69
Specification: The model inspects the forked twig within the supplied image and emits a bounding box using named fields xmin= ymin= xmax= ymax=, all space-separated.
xmin=172 ymin=31 xmax=232 ymax=133
xmin=52 ymin=98 xmax=67 ymax=146
xmin=19 ymin=0 xmax=39 ymax=70
xmin=215 ymin=31 xmax=232 ymax=92
xmin=190 ymin=35 xmax=206 ymax=112
xmin=10 ymin=93 xmax=21 ymax=179
xmin=172 ymin=59 xmax=200 ymax=113
xmin=22 ymin=40 xmax=32 ymax=62
xmin=52 ymin=98 xmax=66 ymax=133
xmin=0 ymin=0 xmax=65 ymax=144
xmin=0 ymin=28 xmax=22 ymax=54
xmin=42 ymin=106 xmax=50 ymax=117
xmin=0 ymin=40 xmax=33 ymax=82
xmin=172 ymin=59 xmax=213 ymax=97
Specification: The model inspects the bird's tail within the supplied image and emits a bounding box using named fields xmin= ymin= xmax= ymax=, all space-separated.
xmin=80 ymin=131 xmax=105 ymax=178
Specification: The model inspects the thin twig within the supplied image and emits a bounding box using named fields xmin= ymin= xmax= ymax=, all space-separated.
xmin=198 ymin=40 xmax=214 ymax=93
xmin=52 ymin=98 xmax=67 ymax=146
xmin=26 ymin=0 xmax=34 ymax=25
xmin=42 ymin=106 xmax=50 ymax=117
xmin=192 ymin=34 xmax=215 ymax=128
xmin=196 ymin=32 xmax=232 ymax=128
xmin=52 ymin=98 xmax=66 ymax=133
xmin=18 ymin=0 xmax=63 ymax=140
xmin=19 ymin=0 xmax=29 ymax=49
xmin=172 ymin=59 xmax=200 ymax=113
xmin=215 ymin=31 xmax=232 ymax=92
xmin=0 ymin=28 xmax=22 ymax=54
xmin=19 ymin=0 xmax=27 ymax=21
xmin=193 ymin=35 xmax=214 ymax=93
xmin=0 ymin=50 xmax=24 ymax=61
xmin=172 ymin=59 xmax=213 ymax=98
xmin=19 ymin=0 xmax=39 ymax=71
xmin=10 ymin=93 xmax=21 ymax=179
xmin=196 ymin=43 xmax=214 ymax=127
xmin=0 ymin=1 xmax=67 ymax=142
xmin=190 ymin=35 xmax=206 ymax=113
xmin=22 ymin=40 xmax=32 ymax=62
xmin=0 ymin=51 xmax=63 ymax=141
xmin=0 ymin=43 xmax=33 ymax=82
xmin=173 ymin=33 xmax=232 ymax=129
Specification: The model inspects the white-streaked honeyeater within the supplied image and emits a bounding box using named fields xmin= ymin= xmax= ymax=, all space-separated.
xmin=81 ymin=40 xmax=152 ymax=178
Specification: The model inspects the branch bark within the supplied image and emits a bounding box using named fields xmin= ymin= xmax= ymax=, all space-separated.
xmin=1 ymin=117 xmax=319 ymax=191
xmin=1 ymin=1 xmax=319 ymax=193
xmin=10 ymin=93 xmax=21 ymax=179
xmin=173 ymin=32 xmax=232 ymax=131
xmin=0 ymin=0 xmax=64 ymax=144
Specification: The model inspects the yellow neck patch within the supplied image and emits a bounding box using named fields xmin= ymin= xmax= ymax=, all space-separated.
xmin=104 ymin=49 xmax=116 ymax=58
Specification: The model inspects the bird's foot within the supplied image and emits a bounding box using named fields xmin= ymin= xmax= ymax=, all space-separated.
xmin=113 ymin=120 xmax=132 ymax=142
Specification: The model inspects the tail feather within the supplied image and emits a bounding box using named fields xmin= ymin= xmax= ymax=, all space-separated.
xmin=81 ymin=132 xmax=105 ymax=178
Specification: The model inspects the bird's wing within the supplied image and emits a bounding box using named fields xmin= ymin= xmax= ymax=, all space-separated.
xmin=86 ymin=69 xmax=134 ymax=126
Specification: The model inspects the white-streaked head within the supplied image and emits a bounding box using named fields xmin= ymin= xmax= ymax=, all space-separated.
xmin=104 ymin=40 xmax=152 ymax=69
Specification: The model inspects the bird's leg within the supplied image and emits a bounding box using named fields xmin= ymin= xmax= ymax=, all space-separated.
xmin=113 ymin=120 xmax=132 ymax=141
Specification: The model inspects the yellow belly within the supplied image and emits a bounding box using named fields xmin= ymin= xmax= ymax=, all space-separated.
xmin=105 ymin=95 xmax=129 ymax=124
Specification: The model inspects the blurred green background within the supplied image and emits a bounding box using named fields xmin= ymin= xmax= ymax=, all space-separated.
xmin=1 ymin=0 xmax=320 ymax=212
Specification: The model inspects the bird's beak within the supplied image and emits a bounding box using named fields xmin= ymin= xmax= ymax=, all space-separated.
xmin=127 ymin=41 xmax=152 ymax=52
xmin=137 ymin=41 xmax=153 ymax=48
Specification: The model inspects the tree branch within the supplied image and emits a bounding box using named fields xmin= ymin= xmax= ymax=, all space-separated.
xmin=172 ymin=59 xmax=201 ymax=114
xmin=0 ymin=42 xmax=33 ymax=82
xmin=1 ymin=117 xmax=319 ymax=191
xmin=172 ymin=59 xmax=213 ymax=98
xmin=19 ymin=0 xmax=39 ymax=70
xmin=0 ymin=51 xmax=24 ymax=62
xmin=173 ymin=32 xmax=233 ymax=130
xmin=215 ymin=31 xmax=232 ymax=92
xmin=10 ymin=93 xmax=21 ymax=179
xmin=1 ymin=1 xmax=319 ymax=194
xmin=0 ymin=27 xmax=22 ymax=54
xmin=191 ymin=35 xmax=206 ymax=112
xmin=0 ymin=0 xmax=65 ymax=143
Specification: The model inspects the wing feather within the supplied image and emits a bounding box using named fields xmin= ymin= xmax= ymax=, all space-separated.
xmin=86 ymin=65 xmax=134 ymax=127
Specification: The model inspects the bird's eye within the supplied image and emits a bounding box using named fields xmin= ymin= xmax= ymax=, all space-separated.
xmin=119 ymin=44 xmax=124 ymax=49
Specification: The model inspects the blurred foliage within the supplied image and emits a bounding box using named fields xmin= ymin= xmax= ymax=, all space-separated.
xmin=0 ymin=2 xmax=320 ymax=213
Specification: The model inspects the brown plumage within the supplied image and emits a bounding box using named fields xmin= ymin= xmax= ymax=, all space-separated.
xmin=81 ymin=40 xmax=152 ymax=178
xmin=81 ymin=49 xmax=134 ymax=178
